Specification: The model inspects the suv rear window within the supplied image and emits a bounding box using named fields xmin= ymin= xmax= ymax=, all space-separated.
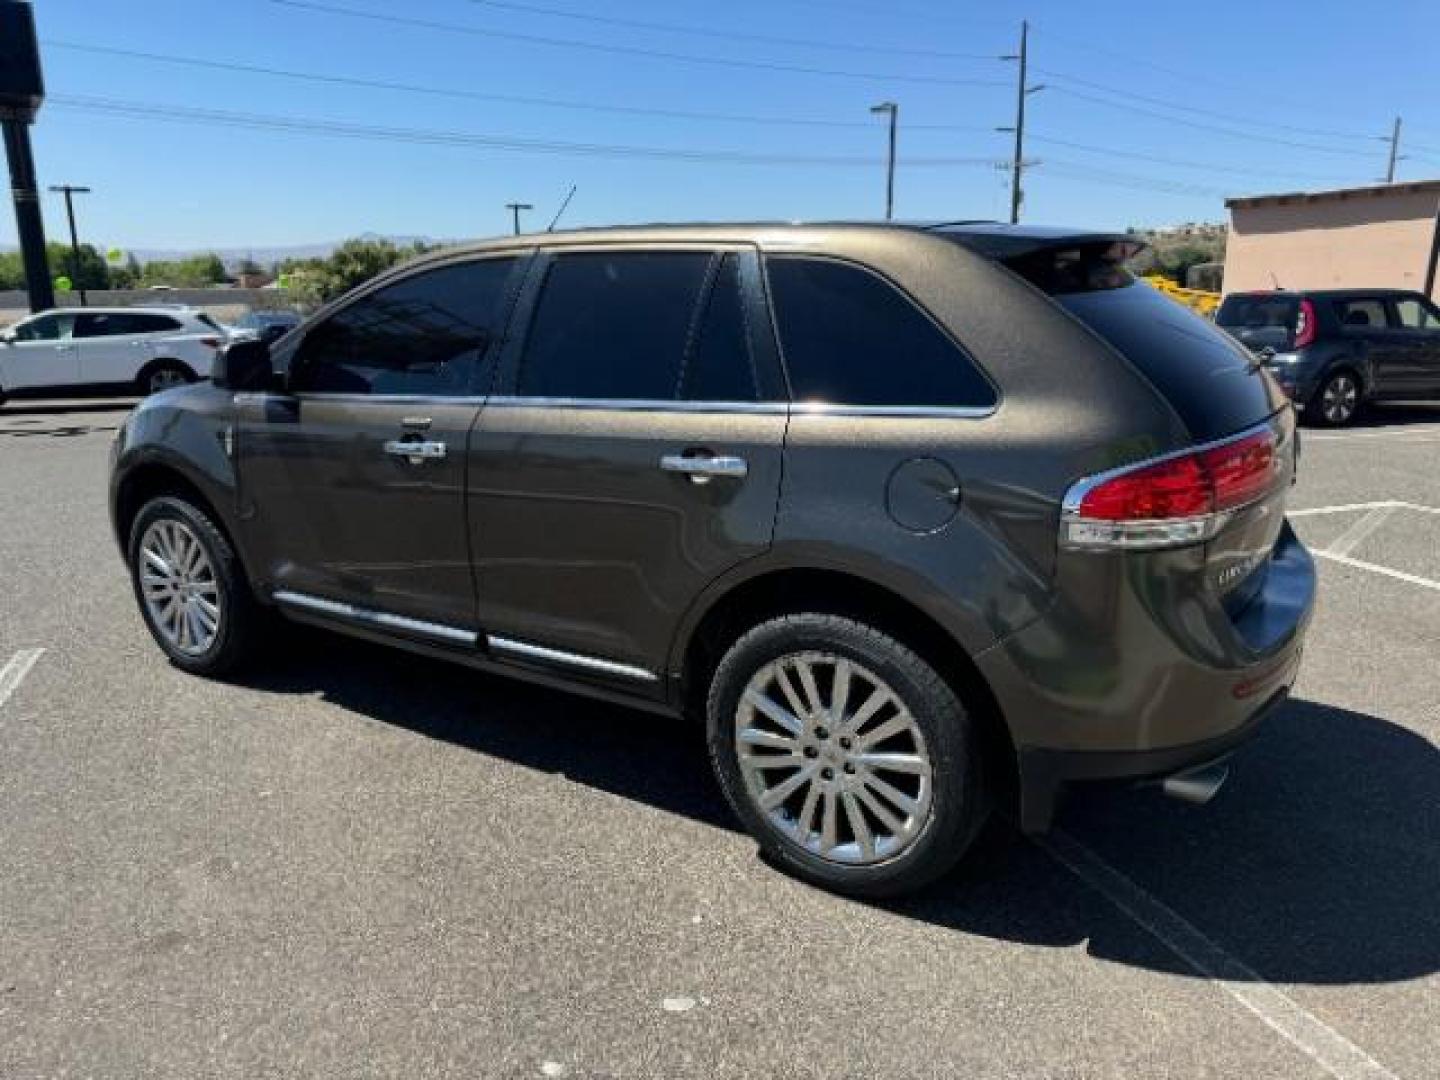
xmin=1000 ymin=241 xmax=1282 ymax=438
xmin=1216 ymin=294 xmax=1299 ymax=335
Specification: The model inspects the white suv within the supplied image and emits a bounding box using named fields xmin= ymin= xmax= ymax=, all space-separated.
xmin=0 ymin=306 xmax=229 ymax=403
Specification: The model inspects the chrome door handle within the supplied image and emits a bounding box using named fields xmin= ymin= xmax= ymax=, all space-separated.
xmin=659 ymin=453 xmax=748 ymax=483
xmin=384 ymin=438 xmax=448 ymax=464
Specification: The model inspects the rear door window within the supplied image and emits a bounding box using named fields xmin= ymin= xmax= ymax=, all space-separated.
xmin=517 ymin=250 xmax=711 ymax=401
xmin=1333 ymin=298 xmax=1387 ymax=330
xmin=764 ymin=255 xmax=996 ymax=410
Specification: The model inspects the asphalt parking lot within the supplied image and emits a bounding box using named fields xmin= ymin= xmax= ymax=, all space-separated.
xmin=2 ymin=397 xmax=1437 ymax=1079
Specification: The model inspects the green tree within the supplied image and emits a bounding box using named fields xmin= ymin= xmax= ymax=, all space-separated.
xmin=0 ymin=250 xmax=25 ymax=290
xmin=140 ymin=252 xmax=227 ymax=288
xmin=46 ymin=242 xmax=110 ymax=290
xmin=278 ymin=238 xmax=429 ymax=305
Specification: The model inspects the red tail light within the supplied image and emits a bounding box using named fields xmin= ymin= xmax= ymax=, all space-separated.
xmin=1292 ymin=299 xmax=1317 ymax=348
xmin=1063 ymin=426 xmax=1279 ymax=549
xmin=199 ymin=336 xmax=222 ymax=348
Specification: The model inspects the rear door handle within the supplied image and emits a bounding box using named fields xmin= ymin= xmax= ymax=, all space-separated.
xmin=384 ymin=438 xmax=448 ymax=464
xmin=659 ymin=453 xmax=748 ymax=483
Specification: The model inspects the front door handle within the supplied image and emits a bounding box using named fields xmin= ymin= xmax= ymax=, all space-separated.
xmin=659 ymin=453 xmax=748 ymax=483
xmin=384 ymin=438 xmax=448 ymax=464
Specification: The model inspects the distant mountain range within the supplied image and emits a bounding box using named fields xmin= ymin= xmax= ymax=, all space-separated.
xmin=2 ymin=233 xmax=457 ymax=268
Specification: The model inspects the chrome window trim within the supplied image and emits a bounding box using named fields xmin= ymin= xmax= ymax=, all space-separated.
xmin=1060 ymin=419 xmax=1283 ymax=517
xmin=273 ymin=590 xmax=478 ymax=646
xmin=486 ymin=635 xmax=658 ymax=683
xmin=234 ymin=392 xmax=490 ymax=406
xmin=484 ymin=396 xmax=995 ymax=418
xmin=487 ymin=395 xmax=787 ymax=414
xmin=791 ymin=402 xmax=997 ymax=420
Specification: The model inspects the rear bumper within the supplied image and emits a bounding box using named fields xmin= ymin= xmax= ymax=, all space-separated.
xmin=977 ymin=523 xmax=1316 ymax=833
xmin=1014 ymin=686 xmax=1290 ymax=832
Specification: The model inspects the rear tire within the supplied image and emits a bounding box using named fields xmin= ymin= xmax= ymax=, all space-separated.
xmin=127 ymin=496 xmax=260 ymax=677
xmin=706 ymin=613 xmax=990 ymax=899
xmin=1307 ymin=369 xmax=1361 ymax=426
xmin=138 ymin=360 xmax=194 ymax=396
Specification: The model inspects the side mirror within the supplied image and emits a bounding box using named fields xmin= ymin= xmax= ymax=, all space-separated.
xmin=212 ymin=338 xmax=277 ymax=391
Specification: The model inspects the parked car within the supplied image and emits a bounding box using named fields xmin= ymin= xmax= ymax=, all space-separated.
xmin=0 ymin=306 xmax=230 ymax=404
xmin=229 ymin=309 xmax=302 ymax=346
xmin=109 ymin=223 xmax=1315 ymax=898
xmin=1216 ymin=288 xmax=1440 ymax=425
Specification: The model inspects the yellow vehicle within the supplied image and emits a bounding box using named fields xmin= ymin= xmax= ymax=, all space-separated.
xmin=1144 ymin=274 xmax=1221 ymax=318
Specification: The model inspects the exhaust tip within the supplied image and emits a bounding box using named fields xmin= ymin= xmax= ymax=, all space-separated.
xmin=1162 ymin=762 xmax=1230 ymax=806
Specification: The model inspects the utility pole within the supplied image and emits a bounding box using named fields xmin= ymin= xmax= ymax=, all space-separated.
xmin=1384 ymin=116 xmax=1402 ymax=184
xmin=505 ymin=202 xmax=533 ymax=236
xmin=999 ymin=20 xmax=1044 ymax=224
xmin=49 ymin=184 xmax=92 ymax=306
xmin=1 ymin=0 xmax=54 ymax=313
xmin=870 ymin=102 xmax=898 ymax=220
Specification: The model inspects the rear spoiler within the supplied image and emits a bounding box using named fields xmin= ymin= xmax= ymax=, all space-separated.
xmin=926 ymin=225 xmax=1145 ymax=263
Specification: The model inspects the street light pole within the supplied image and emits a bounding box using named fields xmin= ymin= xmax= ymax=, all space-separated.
xmin=870 ymin=102 xmax=898 ymax=221
xmin=505 ymin=202 xmax=533 ymax=236
xmin=49 ymin=183 xmax=92 ymax=306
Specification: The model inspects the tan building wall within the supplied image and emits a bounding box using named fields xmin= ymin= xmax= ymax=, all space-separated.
xmin=1223 ymin=181 xmax=1440 ymax=300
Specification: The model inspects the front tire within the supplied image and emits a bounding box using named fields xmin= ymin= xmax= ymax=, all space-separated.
xmin=1308 ymin=369 xmax=1361 ymax=426
xmin=706 ymin=614 xmax=990 ymax=899
xmin=127 ymin=496 xmax=259 ymax=676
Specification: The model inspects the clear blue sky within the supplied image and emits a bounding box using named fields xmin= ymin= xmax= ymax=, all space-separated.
xmin=10 ymin=0 xmax=1440 ymax=251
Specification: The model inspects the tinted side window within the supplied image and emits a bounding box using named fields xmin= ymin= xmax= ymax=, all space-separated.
xmin=292 ymin=258 xmax=516 ymax=396
xmin=683 ymin=254 xmax=757 ymax=402
xmin=765 ymin=256 xmax=996 ymax=409
xmin=1334 ymin=298 xmax=1387 ymax=330
xmin=1394 ymin=298 xmax=1440 ymax=330
xmin=14 ymin=313 xmax=64 ymax=341
xmin=74 ymin=313 xmax=130 ymax=338
xmin=1216 ymin=295 xmax=1297 ymax=331
xmin=518 ymin=251 xmax=710 ymax=400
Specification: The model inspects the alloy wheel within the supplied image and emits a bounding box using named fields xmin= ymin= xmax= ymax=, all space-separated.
xmin=148 ymin=367 xmax=189 ymax=393
xmin=138 ymin=519 xmax=222 ymax=656
xmin=734 ymin=651 xmax=934 ymax=866
xmin=1322 ymin=374 xmax=1358 ymax=423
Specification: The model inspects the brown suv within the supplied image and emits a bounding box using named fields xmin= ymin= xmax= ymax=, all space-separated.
xmin=110 ymin=223 xmax=1316 ymax=897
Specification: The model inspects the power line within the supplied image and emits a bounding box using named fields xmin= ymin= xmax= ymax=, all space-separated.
xmin=43 ymin=40 xmax=997 ymax=134
xmin=1037 ymin=160 xmax=1229 ymax=199
xmin=1034 ymin=67 xmax=1379 ymax=144
xmin=48 ymin=93 xmax=1008 ymax=168
xmin=459 ymin=0 xmax=1001 ymax=60
xmin=55 ymin=92 xmax=1250 ymax=202
xmin=264 ymin=0 xmax=1009 ymax=87
xmin=1048 ymin=87 xmax=1379 ymax=158
xmin=1027 ymin=134 xmax=1358 ymax=183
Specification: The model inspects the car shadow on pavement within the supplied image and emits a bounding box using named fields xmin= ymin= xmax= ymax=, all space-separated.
xmin=1344 ymin=401 xmax=1440 ymax=428
xmin=892 ymin=696 xmax=1440 ymax=987
xmin=240 ymin=631 xmax=1439 ymax=987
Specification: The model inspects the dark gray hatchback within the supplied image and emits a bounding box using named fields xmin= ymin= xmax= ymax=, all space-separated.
xmin=110 ymin=222 xmax=1316 ymax=898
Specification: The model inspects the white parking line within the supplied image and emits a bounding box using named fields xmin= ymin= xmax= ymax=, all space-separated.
xmin=0 ymin=648 xmax=45 ymax=711
xmin=1305 ymin=428 xmax=1440 ymax=442
xmin=1288 ymin=501 xmax=1401 ymax=518
xmin=1313 ymin=550 xmax=1440 ymax=593
xmin=1041 ymin=830 xmax=1399 ymax=1080
xmin=1327 ymin=505 xmax=1400 ymax=557
xmin=1290 ymin=500 xmax=1440 ymax=519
